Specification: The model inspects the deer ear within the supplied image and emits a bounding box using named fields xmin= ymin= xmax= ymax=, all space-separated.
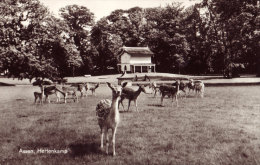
xmin=107 ymin=82 xmax=115 ymax=90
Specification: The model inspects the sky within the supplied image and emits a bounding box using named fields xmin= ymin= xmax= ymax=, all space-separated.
xmin=39 ymin=0 xmax=199 ymax=21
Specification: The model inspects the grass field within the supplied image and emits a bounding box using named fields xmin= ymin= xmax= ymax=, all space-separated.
xmin=1 ymin=84 xmax=260 ymax=164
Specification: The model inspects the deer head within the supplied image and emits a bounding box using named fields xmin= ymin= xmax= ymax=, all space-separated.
xmin=137 ymin=84 xmax=147 ymax=94
xmin=107 ymin=82 xmax=121 ymax=98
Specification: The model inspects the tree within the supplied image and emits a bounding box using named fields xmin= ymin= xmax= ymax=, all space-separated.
xmin=59 ymin=5 xmax=95 ymax=75
xmin=201 ymin=0 xmax=259 ymax=77
xmin=144 ymin=4 xmax=189 ymax=73
xmin=91 ymin=18 xmax=123 ymax=74
xmin=0 ymin=0 xmax=82 ymax=80
xmin=182 ymin=4 xmax=214 ymax=74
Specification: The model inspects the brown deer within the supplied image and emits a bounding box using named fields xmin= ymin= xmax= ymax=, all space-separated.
xmin=119 ymin=85 xmax=147 ymax=111
xmin=177 ymin=80 xmax=188 ymax=98
xmin=89 ymin=83 xmax=100 ymax=96
xmin=33 ymin=85 xmax=44 ymax=104
xmin=96 ymin=82 xmax=121 ymax=156
xmin=159 ymin=81 xmax=180 ymax=107
xmin=44 ymin=86 xmax=63 ymax=103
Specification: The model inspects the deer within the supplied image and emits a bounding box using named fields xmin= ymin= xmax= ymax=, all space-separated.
xmin=177 ymin=80 xmax=188 ymax=98
xmin=33 ymin=85 xmax=45 ymax=104
xmin=52 ymin=84 xmax=87 ymax=103
xmin=44 ymin=86 xmax=64 ymax=103
xmin=59 ymin=86 xmax=80 ymax=103
xmin=194 ymin=80 xmax=205 ymax=98
xmin=188 ymin=79 xmax=205 ymax=98
xmin=149 ymin=82 xmax=161 ymax=97
xmin=159 ymin=80 xmax=180 ymax=107
xmin=96 ymin=82 xmax=121 ymax=156
xmin=71 ymin=83 xmax=88 ymax=97
xmin=89 ymin=83 xmax=100 ymax=96
xmin=119 ymin=84 xmax=147 ymax=111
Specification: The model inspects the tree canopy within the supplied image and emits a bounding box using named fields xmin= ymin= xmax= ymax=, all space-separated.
xmin=0 ymin=0 xmax=259 ymax=79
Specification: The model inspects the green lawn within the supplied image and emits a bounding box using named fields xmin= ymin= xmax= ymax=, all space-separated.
xmin=1 ymin=85 xmax=260 ymax=164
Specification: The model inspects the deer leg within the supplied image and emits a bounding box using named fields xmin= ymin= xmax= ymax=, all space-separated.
xmin=64 ymin=94 xmax=67 ymax=103
xmin=184 ymin=90 xmax=187 ymax=98
xmin=161 ymin=94 xmax=165 ymax=106
xmin=112 ymin=127 xmax=117 ymax=156
xmin=127 ymin=100 xmax=131 ymax=111
xmin=154 ymin=89 xmax=157 ymax=97
xmin=120 ymin=98 xmax=125 ymax=111
xmin=40 ymin=95 xmax=43 ymax=104
xmin=134 ymin=99 xmax=138 ymax=111
xmin=171 ymin=94 xmax=174 ymax=107
xmin=105 ymin=129 xmax=109 ymax=155
xmin=55 ymin=92 xmax=60 ymax=103
xmin=175 ymin=94 xmax=178 ymax=107
xmin=34 ymin=94 xmax=37 ymax=103
xmin=74 ymin=93 xmax=78 ymax=103
xmin=44 ymin=95 xmax=48 ymax=103
xmin=100 ymin=129 xmax=104 ymax=149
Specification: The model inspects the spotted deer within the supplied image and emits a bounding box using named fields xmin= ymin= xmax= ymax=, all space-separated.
xmin=96 ymin=82 xmax=121 ymax=156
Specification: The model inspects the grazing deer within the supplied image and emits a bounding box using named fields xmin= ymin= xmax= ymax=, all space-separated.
xmin=159 ymin=81 xmax=180 ymax=107
xmin=44 ymin=86 xmax=63 ymax=103
xmin=58 ymin=86 xmax=80 ymax=103
xmin=48 ymin=84 xmax=86 ymax=103
xmin=96 ymin=82 xmax=121 ymax=156
xmin=89 ymin=83 xmax=100 ymax=96
xmin=119 ymin=85 xmax=147 ymax=111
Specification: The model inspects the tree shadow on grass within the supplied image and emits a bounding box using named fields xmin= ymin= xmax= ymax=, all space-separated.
xmin=147 ymin=104 xmax=164 ymax=107
xmin=119 ymin=110 xmax=131 ymax=113
xmin=69 ymin=142 xmax=101 ymax=157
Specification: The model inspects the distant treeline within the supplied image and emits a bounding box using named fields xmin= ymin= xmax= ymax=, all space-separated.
xmin=0 ymin=0 xmax=259 ymax=81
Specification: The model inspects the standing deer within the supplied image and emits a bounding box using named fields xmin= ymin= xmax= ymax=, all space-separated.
xmin=176 ymin=80 xmax=188 ymax=98
xmin=96 ymin=82 xmax=121 ymax=156
xmin=188 ymin=79 xmax=205 ymax=98
xmin=149 ymin=82 xmax=160 ymax=97
xmin=89 ymin=83 xmax=100 ymax=96
xmin=33 ymin=85 xmax=45 ymax=104
xmin=44 ymin=86 xmax=63 ymax=103
xmin=159 ymin=81 xmax=180 ymax=107
xmin=119 ymin=85 xmax=147 ymax=111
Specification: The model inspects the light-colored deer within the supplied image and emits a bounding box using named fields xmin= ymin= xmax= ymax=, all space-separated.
xmin=194 ymin=80 xmax=205 ymax=98
xmin=96 ymin=82 xmax=121 ymax=156
xmin=55 ymin=84 xmax=86 ymax=103
xmin=119 ymin=84 xmax=147 ymax=111
xmin=159 ymin=80 xmax=180 ymax=107
xmin=188 ymin=79 xmax=205 ymax=98
xmin=149 ymin=82 xmax=160 ymax=97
